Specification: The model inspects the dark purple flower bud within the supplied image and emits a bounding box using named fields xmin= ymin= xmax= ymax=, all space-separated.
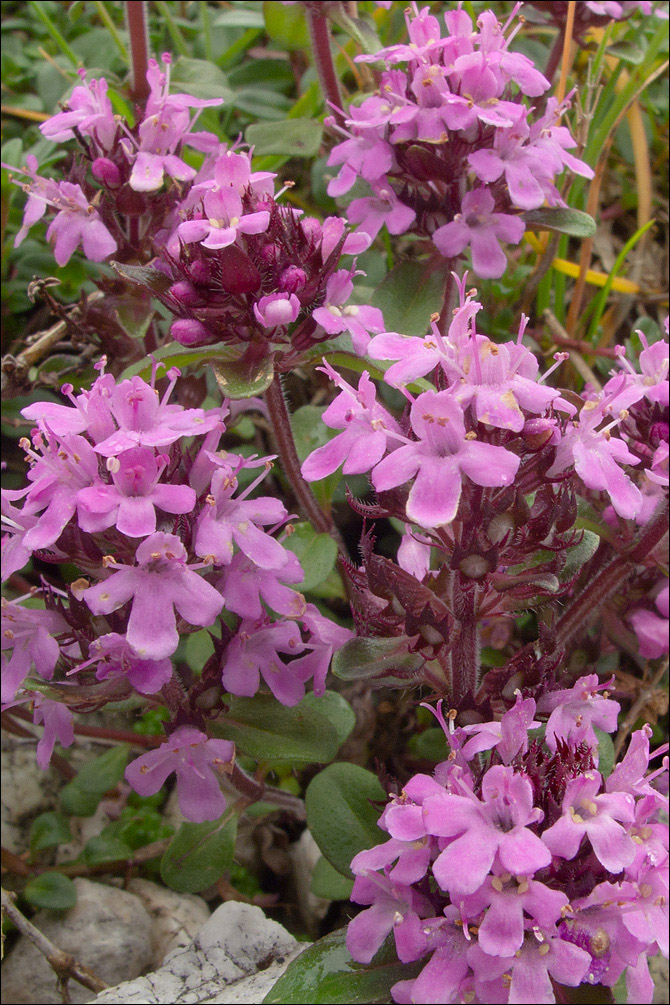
xmin=188 ymin=260 xmax=212 ymax=283
xmin=171 ymin=318 xmax=212 ymax=346
xmin=260 ymin=242 xmax=281 ymax=264
xmin=91 ymin=157 xmax=121 ymax=188
xmin=279 ymin=265 xmax=307 ymax=293
xmin=169 ymin=281 xmax=201 ymax=307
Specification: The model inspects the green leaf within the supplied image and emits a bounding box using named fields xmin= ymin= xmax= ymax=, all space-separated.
xmin=284 ymin=522 xmax=338 ymax=592
xmin=83 ymin=833 xmax=133 ymax=866
xmin=332 ymin=636 xmax=424 ymax=681
xmin=262 ymin=0 xmax=310 ymax=49
xmin=370 ymin=261 xmax=449 ymax=337
xmin=291 ymin=405 xmax=341 ymax=507
xmin=160 ymin=812 xmax=237 ymax=893
xmin=23 ymin=873 xmax=77 ymax=911
xmin=29 ymin=812 xmax=72 ymax=853
xmin=561 ymin=530 xmax=600 ymax=582
xmin=521 ymin=207 xmax=597 ymax=238
xmin=120 ymin=341 xmax=243 ymax=381
xmin=301 ymin=691 xmax=356 ymax=750
xmin=305 ymin=763 xmax=387 ymax=878
xmin=263 ymin=929 xmax=420 ymax=1004
xmin=246 ymin=118 xmax=324 ymax=158
xmin=110 ymin=261 xmax=173 ymax=296
xmin=407 ymin=727 xmax=449 ymax=762
xmin=594 ymin=727 xmax=616 ymax=780
xmin=73 ymin=745 xmax=130 ymax=795
xmin=214 ymin=691 xmax=353 ymax=765
xmin=310 ymin=856 xmax=354 ymax=901
xmin=59 ymin=781 xmax=101 ymax=817
xmin=171 ymin=57 xmax=233 ymax=102
xmin=330 ymin=9 xmax=382 ymax=54
xmin=213 ymin=8 xmax=265 ymax=28
xmin=212 ymin=354 xmax=274 ymax=399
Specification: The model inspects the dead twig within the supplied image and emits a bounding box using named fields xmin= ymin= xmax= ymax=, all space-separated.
xmin=1 ymin=887 xmax=108 ymax=996
xmin=613 ymin=658 xmax=669 ymax=757
xmin=542 ymin=309 xmax=603 ymax=389
xmin=0 ymin=291 xmax=103 ymax=396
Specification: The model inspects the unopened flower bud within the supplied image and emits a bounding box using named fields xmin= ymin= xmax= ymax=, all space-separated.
xmin=188 ymin=260 xmax=212 ymax=283
xmin=301 ymin=217 xmax=322 ymax=243
xmin=487 ymin=512 xmax=514 ymax=545
xmin=171 ymin=318 xmax=211 ymax=346
xmin=459 ymin=554 xmax=490 ymax=579
xmin=279 ymin=265 xmax=307 ymax=293
xmin=91 ymin=157 xmax=121 ymax=188
xmin=169 ymin=281 xmax=201 ymax=307
xmin=523 ymin=417 xmax=559 ymax=451
xmin=253 ymin=293 xmax=300 ymax=328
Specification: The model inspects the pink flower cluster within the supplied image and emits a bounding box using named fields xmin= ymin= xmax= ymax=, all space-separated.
xmin=303 ymin=285 xmax=668 ymax=529
xmin=347 ymin=681 xmax=668 ymax=1004
xmin=1 ymin=361 xmax=351 ymax=818
xmin=8 ymin=58 xmax=385 ymax=365
xmin=325 ymin=4 xmax=594 ymax=277
xmin=9 ymin=56 xmax=224 ymax=266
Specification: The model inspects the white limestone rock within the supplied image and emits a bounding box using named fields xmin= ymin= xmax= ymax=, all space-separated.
xmin=126 ymin=879 xmax=210 ymax=967
xmin=0 ymin=878 xmax=153 ymax=1005
xmin=91 ymin=901 xmax=302 ymax=1004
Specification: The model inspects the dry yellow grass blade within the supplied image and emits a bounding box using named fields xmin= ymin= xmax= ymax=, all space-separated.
xmin=523 ymin=233 xmax=640 ymax=293
xmin=1 ymin=105 xmax=50 ymax=122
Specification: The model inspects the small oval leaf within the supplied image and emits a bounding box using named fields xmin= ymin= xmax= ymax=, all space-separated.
xmin=306 ymin=763 xmax=388 ymax=878
xmin=23 ymin=873 xmax=78 ymax=911
xmin=29 ymin=812 xmax=72 ymax=853
xmin=332 ymin=636 xmax=424 ymax=681
xmin=263 ymin=930 xmax=420 ymax=1005
xmin=160 ymin=812 xmax=237 ymax=893
xmin=521 ymin=207 xmax=597 ymax=238
xmin=214 ymin=691 xmax=351 ymax=765
xmin=284 ymin=522 xmax=338 ymax=592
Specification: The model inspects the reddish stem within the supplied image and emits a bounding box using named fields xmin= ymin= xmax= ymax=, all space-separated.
xmin=265 ymin=374 xmax=347 ymax=554
xmin=306 ymin=8 xmax=346 ymax=128
xmin=555 ymin=500 xmax=669 ymax=649
xmin=125 ymin=1 xmax=150 ymax=105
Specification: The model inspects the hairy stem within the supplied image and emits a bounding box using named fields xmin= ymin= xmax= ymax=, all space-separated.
xmin=265 ymin=374 xmax=346 ymax=552
xmin=555 ymin=500 xmax=669 ymax=649
xmin=125 ymin=1 xmax=150 ymax=105
xmin=307 ymin=8 xmax=345 ymax=128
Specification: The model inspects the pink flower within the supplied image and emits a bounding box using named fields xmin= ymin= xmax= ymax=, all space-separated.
xmin=216 ymin=550 xmax=306 ymax=621
xmin=170 ymin=186 xmax=269 ymax=251
xmin=83 ymin=533 xmax=224 ymax=660
xmin=1 ymin=598 xmax=67 ymax=703
xmin=194 ymin=464 xmax=289 ymax=570
xmin=45 ymin=181 xmax=117 ymax=266
xmin=542 ymin=772 xmax=636 ymax=873
xmin=546 ymin=391 xmax=643 ymax=520
xmin=125 ymin=726 xmax=234 ymax=822
xmin=538 ymin=673 xmax=620 ymax=754
xmin=370 ymin=390 xmax=520 ymax=529
xmin=312 ymin=270 xmax=385 ymax=354
xmin=40 ymin=72 xmax=116 ymax=150
xmin=222 ymin=617 xmax=306 ymax=706
xmin=422 ymin=765 xmax=551 ymax=897
xmin=301 ymin=364 xmax=401 ymax=482
xmin=76 ymin=447 xmax=196 ymax=538
xmin=92 ymin=370 xmax=221 ymax=457
xmin=33 ymin=695 xmax=74 ymax=770
xmin=433 ymin=187 xmax=525 ymax=278
xmin=80 ymin=633 xmax=173 ymax=695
